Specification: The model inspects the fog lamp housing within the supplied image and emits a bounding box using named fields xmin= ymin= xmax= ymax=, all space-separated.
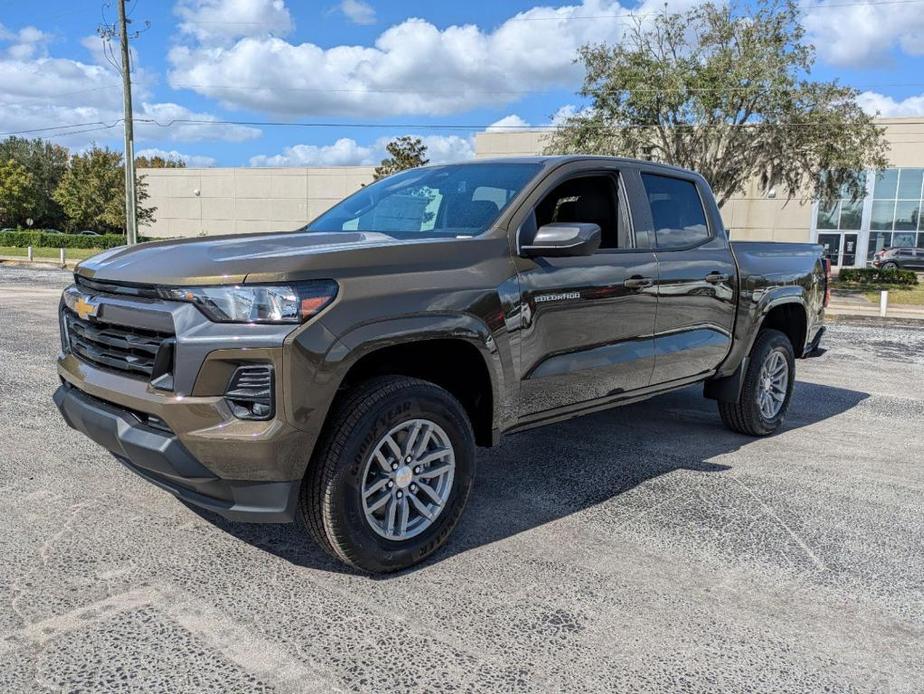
xmin=225 ymin=365 xmax=274 ymax=421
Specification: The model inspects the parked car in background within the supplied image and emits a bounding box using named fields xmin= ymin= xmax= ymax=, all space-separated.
xmin=54 ymin=156 xmax=828 ymax=573
xmin=871 ymin=247 xmax=924 ymax=271
xmin=77 ymin=230 xmax=101 ymax=236
xmin=43 ymin=229 xmax=64 ymax=235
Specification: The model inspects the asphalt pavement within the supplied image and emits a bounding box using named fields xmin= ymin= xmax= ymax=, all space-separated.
xmin=1 ymin=265 xmax=922 ymax=693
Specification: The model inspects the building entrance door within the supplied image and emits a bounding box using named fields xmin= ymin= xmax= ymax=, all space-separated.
xmin=818 ymin=233 xmax=841 ymax=267
xmin=818 ymin=232 xmax=860 ymax=267
xmin=842 ymin=233 xmax=859 ymax=266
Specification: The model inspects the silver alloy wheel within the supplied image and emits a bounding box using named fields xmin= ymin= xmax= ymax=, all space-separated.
xmin=360 ymin=418 xmax=455 ymax=541
xmin=757 ymin=350 xmax=789 ymax=419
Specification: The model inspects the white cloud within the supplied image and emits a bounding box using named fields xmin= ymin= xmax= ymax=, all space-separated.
xmin=417 ymin=134 xmax=475 ymax=163
xmin=339 ymin=0 xmax=377 ymax=25
xmin=0 ymin=27 xmax=261 ymax=148
xmin=250 ymin=134 xmax=475 ymax=167
xmin=136 ymin=147 xmax=218 ymax=167
xmin=487 ymin=115 xmax=531 ymax=131
xmin=175 ymin=0 xmax=293 ymax=45
xmin=857 ymin=91 xmax=924 ymax=118
xmin=0 ymin=24 xmax=50 ymax=59
xmin=803 ymin=1 xmax=924 ymax=67
xmin=169 ymin=0 xmax=697 ymax=117
xmin=250 ymin=138 xmax=377 ymax=166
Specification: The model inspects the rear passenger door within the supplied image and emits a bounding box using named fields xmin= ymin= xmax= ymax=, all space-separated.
xmin=636 ymin=170 xmax=737 ymax=385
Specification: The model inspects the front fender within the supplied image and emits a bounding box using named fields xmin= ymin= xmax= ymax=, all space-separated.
xmin=322 ymin=312 xmax=510 ymax=430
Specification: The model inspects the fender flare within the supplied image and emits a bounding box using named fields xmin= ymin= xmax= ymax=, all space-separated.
xmin=706 ymin=289 xmax=808 ymax=403
xmin=315 ymin=312 xmax=508 ymax=434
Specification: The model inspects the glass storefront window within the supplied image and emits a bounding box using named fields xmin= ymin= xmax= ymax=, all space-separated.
xmin=892 ymin=231 xmax=917 ymax=248
xmin=870 ymin=200 xmax=894 ymax=230
xmin=874 ymin=169 xmax=899 ymax=199
xmin=839 ymin=199 xmax=863 ymax=229
xmin=897 ymin=168 xmax=924 ymax=200
xmin=868 ymin=231 xmax=892 ymax=260
xmin=822 ymin=168 xmax=924 ymax=264
xmin=816 ymin=201 xmax=839 ymax=229
xmin=894 ymin=201 xmax=920 ymax=231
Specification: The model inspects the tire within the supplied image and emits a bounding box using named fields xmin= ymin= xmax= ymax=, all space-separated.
xmin=881 ymin=262 xmax=898 ymax=270
xmin=718 ymin=329 xmax=795 ymax=436
xmin=298 ymin=376 xmax=475 ymax=573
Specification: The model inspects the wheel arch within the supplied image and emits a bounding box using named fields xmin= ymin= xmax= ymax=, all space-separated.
xmin=757 ymin=297 xmax=809 ymax=357
xmin=706 ymin=294 xmax=807 ymax=403
xmin=319 ymin=314 xmax=505 ymax=448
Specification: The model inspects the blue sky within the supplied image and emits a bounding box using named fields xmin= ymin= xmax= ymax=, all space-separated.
xmin=1 ymin=0 xmax=923 ymax=167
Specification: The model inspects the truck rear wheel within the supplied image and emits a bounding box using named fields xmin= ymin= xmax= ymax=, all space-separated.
xmin=718 ymin=329 xmax=795 ymax=436
xmin=298 ymin=376 xmax=475 ymax=573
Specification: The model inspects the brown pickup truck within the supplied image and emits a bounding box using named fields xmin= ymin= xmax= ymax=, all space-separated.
xmin=55 ymin=156 xmax=827 ymax=572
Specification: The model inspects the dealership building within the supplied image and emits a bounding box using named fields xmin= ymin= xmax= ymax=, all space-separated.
xmin=140 ymin=117 xmax=924 ymax=268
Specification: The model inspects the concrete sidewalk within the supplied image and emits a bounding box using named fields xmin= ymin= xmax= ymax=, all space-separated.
xmin=0 ymin=256 xmax=79 ymax=270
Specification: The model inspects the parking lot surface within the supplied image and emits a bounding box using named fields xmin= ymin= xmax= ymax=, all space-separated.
xmin=1 ymin=265 xmax=922 ymax=693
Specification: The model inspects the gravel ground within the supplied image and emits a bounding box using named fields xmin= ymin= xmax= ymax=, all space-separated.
xmin=1 ymin=265 xmax=922 ymax=693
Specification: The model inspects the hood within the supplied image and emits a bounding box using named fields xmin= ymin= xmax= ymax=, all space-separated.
xmin=75 ymin=230 xmax=407 ymax=286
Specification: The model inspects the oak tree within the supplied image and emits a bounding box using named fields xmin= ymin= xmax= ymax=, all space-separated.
xmin=545 ymin=0 xmax=888 ymax=207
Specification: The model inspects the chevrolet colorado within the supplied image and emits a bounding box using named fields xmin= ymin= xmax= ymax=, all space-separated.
xmin=54 ymin=157 xmax=827 ymax=572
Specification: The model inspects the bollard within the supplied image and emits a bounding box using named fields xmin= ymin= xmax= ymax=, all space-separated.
xmin=27 ymin=245 xmax=33 ymax=262
xmin=880 ymin=290 xmax=888 ymax=318
xmin=59 ymin=247 xmax=65 ymax=266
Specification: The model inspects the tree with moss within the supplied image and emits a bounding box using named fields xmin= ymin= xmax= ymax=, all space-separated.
xmin=374 ymin=136 xmax=429 ymax=180
xmin=545 ymin=0 xmax=888 ymax=207
xmin=53 ymin=146 xmax=155 ymax=233
xmin=0 ymin=159 xmax=35 ymax=227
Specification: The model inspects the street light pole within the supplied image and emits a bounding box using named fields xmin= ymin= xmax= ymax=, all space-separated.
xmin=117 ymin=0 xmax=138 ymax=245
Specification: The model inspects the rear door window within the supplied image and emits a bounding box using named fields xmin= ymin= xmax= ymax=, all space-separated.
xmin=641 ymin=173 xmax=710 ymax=249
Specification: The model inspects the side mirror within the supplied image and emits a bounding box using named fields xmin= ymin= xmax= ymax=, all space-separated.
xmin=520 ymin=223 xmax=601 ymax=258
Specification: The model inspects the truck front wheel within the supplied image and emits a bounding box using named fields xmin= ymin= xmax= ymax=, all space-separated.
xmin=298 ymin=376 xmax=475 ymax=573
xmin=718 ymin=329 xmax=795 ymax=436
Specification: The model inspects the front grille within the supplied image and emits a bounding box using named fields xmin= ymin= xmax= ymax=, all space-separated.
xmin=75 ymin=274 xmax=161 ymax=298
xmin=64 ymin=309 xmax=174 ymax=379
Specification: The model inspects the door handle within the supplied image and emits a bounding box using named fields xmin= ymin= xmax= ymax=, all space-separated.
xmin=624 ymin=276 xmax=655 ymax=289
xmin=704 ymin=272 xmax=730 ymax=284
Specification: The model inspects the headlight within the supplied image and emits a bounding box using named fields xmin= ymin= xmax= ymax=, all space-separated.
xmin=159 ymin=280 xmax=338 ymax=324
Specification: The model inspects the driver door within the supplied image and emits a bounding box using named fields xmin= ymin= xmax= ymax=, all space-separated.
xmin=512 ymin=165 xmax=659 ymax=418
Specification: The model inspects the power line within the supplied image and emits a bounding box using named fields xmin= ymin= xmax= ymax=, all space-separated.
xmin=7 ymin=116 xmax=924 ymax=139
xmin=169 ymin=81 xmax=924 ymax=96
xmin=0 ymin=120 xmax=124 ymax=136
xmin=177 ymin=0 xmax=924 ymax=27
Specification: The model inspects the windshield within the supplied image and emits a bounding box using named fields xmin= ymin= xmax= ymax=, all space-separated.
xmin=307 ymin=163 xmax=541 ymax=239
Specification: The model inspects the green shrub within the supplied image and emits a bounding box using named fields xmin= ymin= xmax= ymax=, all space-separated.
xmin=0 ymin=230 xmax=126 ymax=249
xmin=837 ymin=267 xmax=918 ymax=286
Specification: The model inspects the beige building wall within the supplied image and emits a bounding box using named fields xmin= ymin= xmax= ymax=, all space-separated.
xmin=474 ymin=118 xmax=924 ymax=244
xmin=139 ymin=118 xmax=923 ymax=244
xmin=140 ymin=166 xmax=375 ymax=238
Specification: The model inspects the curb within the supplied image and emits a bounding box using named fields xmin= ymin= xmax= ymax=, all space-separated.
xmin=827 ymin=303 xmax=924 ymax=321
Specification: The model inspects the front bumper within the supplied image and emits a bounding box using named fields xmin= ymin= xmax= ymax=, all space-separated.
xmin=54 ymin=382 xmax=299 ymax=523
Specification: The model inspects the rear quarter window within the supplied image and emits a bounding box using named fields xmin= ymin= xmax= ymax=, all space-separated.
xmin=641 ymin=173 xmax=710 ymax=249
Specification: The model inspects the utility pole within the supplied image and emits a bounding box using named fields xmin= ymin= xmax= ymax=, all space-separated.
xmin=117 ymin=0 xmax=138 ymax=245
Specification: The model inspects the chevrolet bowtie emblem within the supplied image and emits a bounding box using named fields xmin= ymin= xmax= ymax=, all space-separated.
xmin=74 ymin=296 xmax=99 ymax=320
